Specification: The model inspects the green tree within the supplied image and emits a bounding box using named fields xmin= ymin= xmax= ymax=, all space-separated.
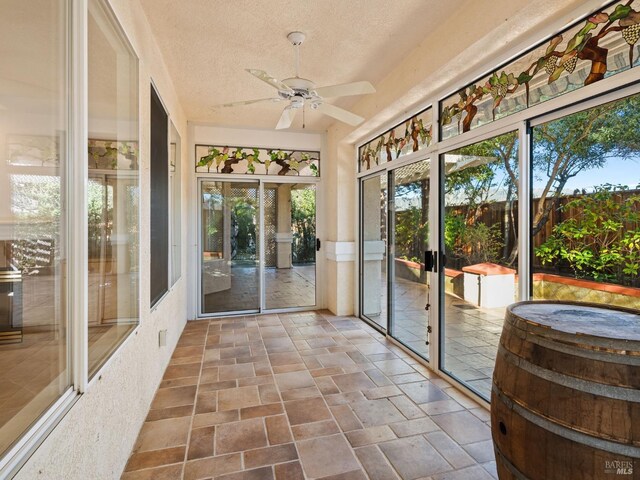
xmin=532 ymin=94 xmax=640 ymax=237
xmin=395 ymin=207 xmax=428 ymax=262
xmin=291 ymin=188 xmax=316 ymax=264
xmin=445 ymin=131 xmax=518 ymax=265
xmin=394 ymin=174 xmax=429 ymax=263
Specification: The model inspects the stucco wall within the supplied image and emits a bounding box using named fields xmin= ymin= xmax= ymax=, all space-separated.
xmin=14 ymin=0 xmax=190 ymax=478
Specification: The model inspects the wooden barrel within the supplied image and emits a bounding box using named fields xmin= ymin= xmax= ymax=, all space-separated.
xmin=491 ymin=301 xmax=640 ymax=480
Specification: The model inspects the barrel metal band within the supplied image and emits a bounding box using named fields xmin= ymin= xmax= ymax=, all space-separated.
xmin=505 ymin=315 xmax=640 ymax=357
xmin=518 ymin=329 xmax=640 ymax=367
xmin=498 ymin=345 xmax=640 ymax=402
xmin=493 ymin=444 xmax=530 ymax=480
xmin=493 ymin=385 xmax=640 ymax=458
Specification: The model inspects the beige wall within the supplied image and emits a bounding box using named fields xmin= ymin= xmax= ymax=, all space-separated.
xmin=15 ymin=0 xmax=190 ymax=478
xmin=323 ymin=0 xmax=598 ymax=316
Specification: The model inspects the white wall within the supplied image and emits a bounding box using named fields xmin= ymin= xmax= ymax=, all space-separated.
xmin=187 ymin=123 xmax=325 ymax=319
xmin=15 ymin=0 xmax=190 ymax=478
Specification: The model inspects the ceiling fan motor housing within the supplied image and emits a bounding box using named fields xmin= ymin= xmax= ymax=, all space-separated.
xmin=281 ymin=77 xmax=317 ymax=100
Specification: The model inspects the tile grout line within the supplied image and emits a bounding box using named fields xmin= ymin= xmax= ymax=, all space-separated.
xmin=292 ymin=313 xmax=374 ymax=480
xmin=180 ymin=321 xmax=210 ymax=480
xmin=129 ymin=311 xmax=494 ymax=480
xmin=262 ymin=313 xmax=305 ymax=480
xmin=329 ymin=318 xmax=463 ymax=480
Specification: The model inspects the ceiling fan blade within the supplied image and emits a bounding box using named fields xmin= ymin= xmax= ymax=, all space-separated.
xmin=276 ymin=106 xmax=298 ymax=130
xmin=315 ymin=103 xmax=364 ymax=126
xmin=314 ymin=81 xmax=375 ymax=98
xmin=214 ymin=97 xmax=282 ymax=109
xmin=246 ymin=69 xmax=294 ymax=92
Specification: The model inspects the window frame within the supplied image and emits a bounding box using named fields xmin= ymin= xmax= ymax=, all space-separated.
xmin=1 ymin=0 xmax=142 ymax=474
xmin=169 ymin=120 xmax=182 ymax=288
xmin=86 ymin=0 xmax=141 ymax=380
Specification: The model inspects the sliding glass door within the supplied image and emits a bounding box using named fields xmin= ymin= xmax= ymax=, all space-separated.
xmin=201 ymin=180 xmax=260 ymax=314
xmin=389 ymin=160 xmax=430 ymax=359
xmin=439 ymin=131 xmax=519 ymax=399
xmin=199 ymin=179 xmax=318 ymax=316
xmin=264 ymin=183 xmax=317 ymax=310
xmin=360 ymin=159 xmax=431 ymax=358
xmin=360 ymin=173 xmax=388 ymax=330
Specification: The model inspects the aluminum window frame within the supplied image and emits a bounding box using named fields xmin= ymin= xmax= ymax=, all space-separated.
xmin=358 ymin=169 xmax=390 ymax=334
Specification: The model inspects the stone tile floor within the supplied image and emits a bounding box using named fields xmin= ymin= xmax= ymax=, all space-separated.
xmin=122 ymin=311 xmax=496 ymax=480
xmin=361 ymin=275 xmax=505 ymax=399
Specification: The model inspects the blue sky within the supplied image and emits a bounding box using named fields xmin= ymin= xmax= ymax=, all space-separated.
xmin=536 ymin=156 xmax=640 ymax=193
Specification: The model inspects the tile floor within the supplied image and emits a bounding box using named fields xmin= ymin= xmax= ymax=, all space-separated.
xmin=360 ymin=273 xmax=505 ymax=399
xmin=122 ymin=311 xmax=496 ymax=480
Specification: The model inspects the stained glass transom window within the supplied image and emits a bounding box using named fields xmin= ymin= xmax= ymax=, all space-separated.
xmin=195 ymin=145 xmax=319 ymax=176
xmin=358 ymin=108 xmax=432 ymax=172
xmin=440 ymin=0 xmax=640 ymax=139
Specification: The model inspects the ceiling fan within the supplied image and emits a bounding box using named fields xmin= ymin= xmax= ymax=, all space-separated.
xmin=215 ymin=31 xmax=376 ymax=130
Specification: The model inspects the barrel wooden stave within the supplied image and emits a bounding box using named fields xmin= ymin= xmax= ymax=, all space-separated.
xmin=492 ymin=301 xmax=640 ymax=480
xmin=501 ymin=314 xmax=640 ymax=389
xmin=495 ymin=340 xmax=639 ymax=445
xmin=492 ymin=388 xmax=638 ymax=480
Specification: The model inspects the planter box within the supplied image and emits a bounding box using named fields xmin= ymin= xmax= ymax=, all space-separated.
xmin=462 ymin=263 xmax=516 ymax=308
xmin=394 ymin=258 xmax=427 ymax=284
xmin=533 ymin=273 xmax=640 ymax=310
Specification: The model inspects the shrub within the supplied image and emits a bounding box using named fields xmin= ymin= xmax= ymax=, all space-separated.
xmin=445 ymin=213 xmax=503 ymax=265
xmin=535 ymin=184 xmax=640 ymax=285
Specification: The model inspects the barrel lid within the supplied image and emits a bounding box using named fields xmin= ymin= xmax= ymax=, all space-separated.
xmin=509 ymin=301 xmax=640 ymax=342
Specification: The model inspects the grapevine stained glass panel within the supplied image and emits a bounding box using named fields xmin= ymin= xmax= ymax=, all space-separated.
xmin=195 ymin=145 xmax=319 ymax=176
xmin=358 ymin=108 xmax=432 ymax=172
xmin=440 ymin=0 xmax=640 ymax=139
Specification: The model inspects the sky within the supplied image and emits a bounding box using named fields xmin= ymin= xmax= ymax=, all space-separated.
xmin=549 ymin=156 xmax=640 ymax=193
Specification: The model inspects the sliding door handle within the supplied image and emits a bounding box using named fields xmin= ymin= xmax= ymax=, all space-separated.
xmin=424 ymin=251 xmax=438 ymax=272
xmin=424 ymin=251 xmax=433 ymax=272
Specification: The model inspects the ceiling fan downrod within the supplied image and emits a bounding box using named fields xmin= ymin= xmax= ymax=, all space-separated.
xmin=287 ymin=31 xmax=305 ymax=78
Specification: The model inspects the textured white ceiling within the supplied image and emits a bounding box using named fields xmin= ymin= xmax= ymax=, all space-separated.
xmin=138 ymin=0 xmax=464 ymax=131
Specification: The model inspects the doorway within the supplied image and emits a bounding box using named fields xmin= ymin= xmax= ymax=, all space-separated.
xmin=199 ymin=179 xmax=318 ymax=316
xmin=360 ymin=158 xmax=431 ymax=361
